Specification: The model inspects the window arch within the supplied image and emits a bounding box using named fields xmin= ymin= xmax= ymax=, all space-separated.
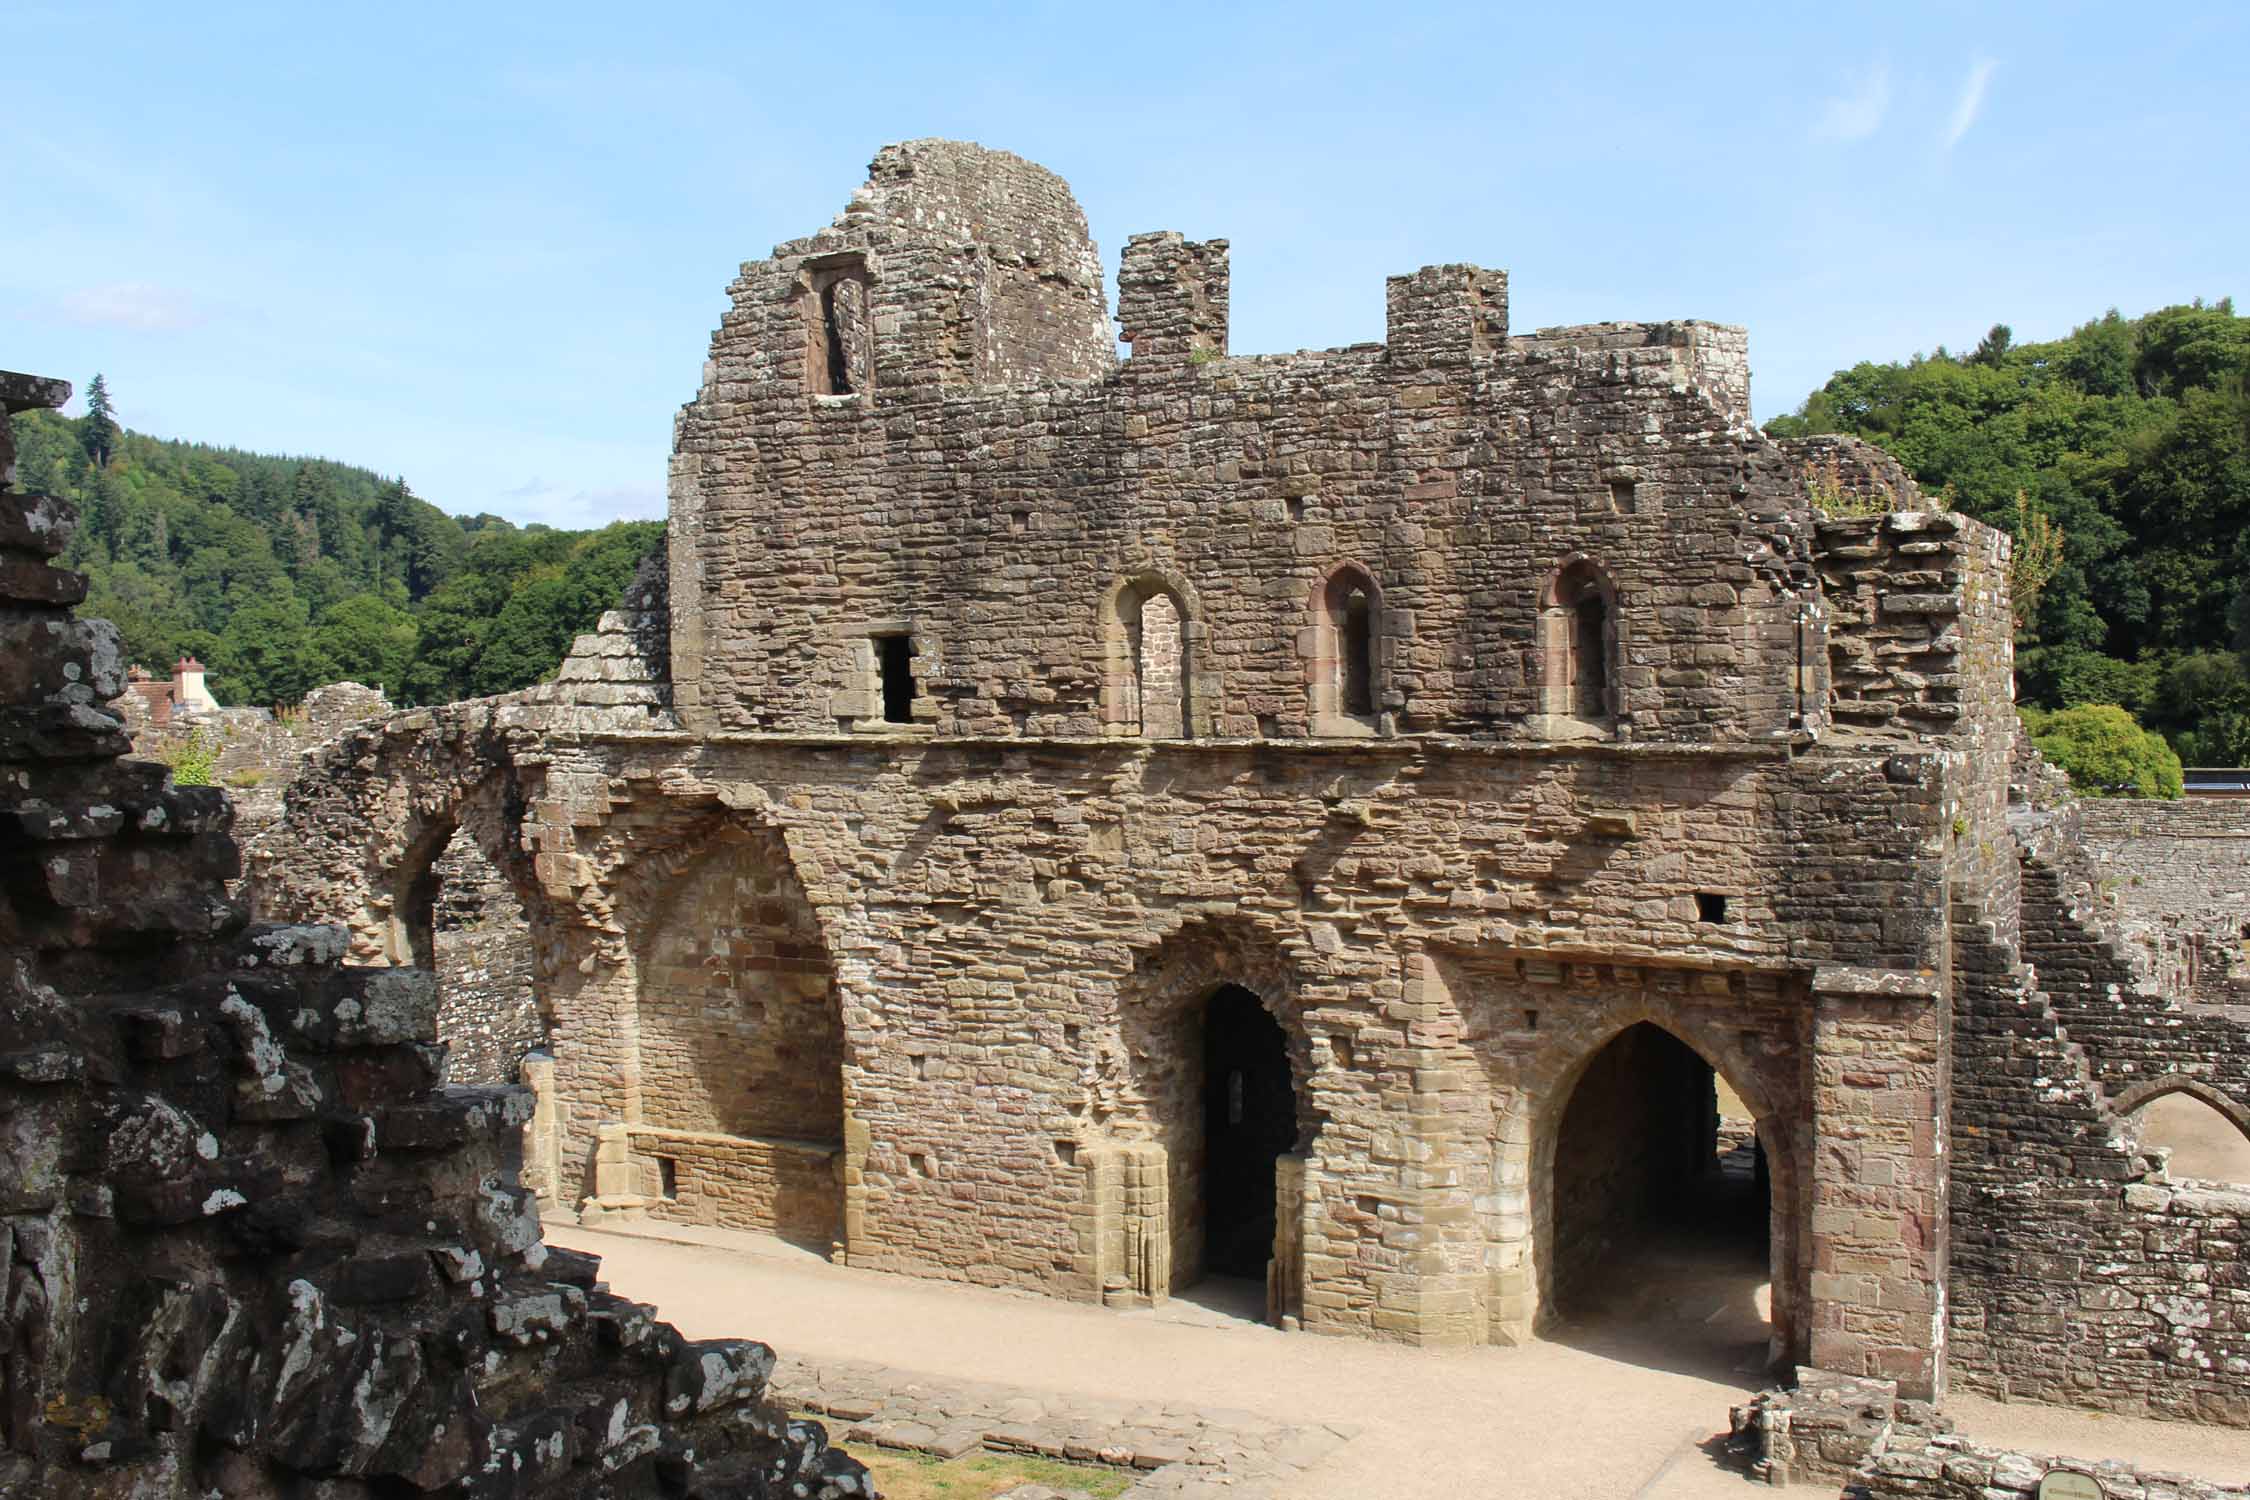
xmin=2115 ymin=1076 xmax=2250 ymax=1184
xmin=1538 ymin=558 xmax=1618 ymax=729
xmin=803 ymin=255 xmax=874 ymax=399
xmin=1101 ymin=574 xmax=1201 ymax=739
xmin=1305 ymin=563 xmax=1382 ymax=736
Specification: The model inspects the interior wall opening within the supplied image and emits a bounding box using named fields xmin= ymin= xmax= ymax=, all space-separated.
xmin=397 ymin=818 xmax=545 ymax=1088
xmin=1130 ymin=588 xmax=1189 ymax=738
xmin=876 ymin=633 xmax=917 ymax=723
xmin=2134 ymin=1091 xmax=2250 ymax=1184
xmin=1337 ymin=586 xmax=1374 ymax=717
xmin=1191 ymin=984 xmax=1298 ymax=1285
xmin=1549 ymin=1022 xmax=1770 ymax=1369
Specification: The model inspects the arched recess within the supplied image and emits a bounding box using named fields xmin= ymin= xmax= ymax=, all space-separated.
xmin=1100 ymin=921 xmax=1328 ymax=1316
xmin=2116 ymin=1074 xmax=2250 ymax=1184
xmin=1536 ymin=557 xmax=1619 ymax=732
xmin=1523 ymin=1012 xmax=1801 ymax=1374
xmin=1304 ymin=562 xmax=1383 ymax=737
xmin=1099 ymin=571 xmax=1209 ymax=739
xmin=384 ymin=781 xmax=549 ymax=1088
xmin=617 ymin=816 xmax=849 ymax=1250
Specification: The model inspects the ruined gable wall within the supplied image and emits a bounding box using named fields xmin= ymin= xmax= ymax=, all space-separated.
xmin=667 ymin=144 xmax=1823 ymax=747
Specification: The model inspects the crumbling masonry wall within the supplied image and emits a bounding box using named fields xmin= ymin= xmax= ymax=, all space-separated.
xmin=246 ymin=141 xmax=2250 ymax=1425
xmin=2076 ymin=797 xmax=2250 ymax=1005
xmin=0 ymin=370 xmax=867 ymax=1498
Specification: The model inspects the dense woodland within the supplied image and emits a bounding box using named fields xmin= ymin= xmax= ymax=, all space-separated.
xmin=19 ymin=300 xmax=2250 ymax=775
xmin=12 ymin=390 xmax=660 ymax=707
xmin=1769 ymin=299 xmax=2250 ymax=769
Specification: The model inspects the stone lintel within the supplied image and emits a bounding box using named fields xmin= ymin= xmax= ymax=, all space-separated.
xmin=1811 ymin=965 xmax=1942 ymax=1003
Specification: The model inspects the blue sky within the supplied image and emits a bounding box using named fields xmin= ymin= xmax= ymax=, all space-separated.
xmin=5 ymin=2 xmax=2244 ymax=529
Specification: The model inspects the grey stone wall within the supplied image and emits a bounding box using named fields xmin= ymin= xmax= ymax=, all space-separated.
xmin=2078 ymin=797 xmax=2250 ymax=1005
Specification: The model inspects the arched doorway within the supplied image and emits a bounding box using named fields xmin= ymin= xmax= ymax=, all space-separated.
xmin=1202 ymin=984 xmax=1298 ymax=1280
xmin=1547 ymin=1022 xmax=1772 ymax=1372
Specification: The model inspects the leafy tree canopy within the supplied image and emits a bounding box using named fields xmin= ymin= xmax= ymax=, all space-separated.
xmin=1770 ymin=299 xmax=2250 ymax=766
xmin=14 ymin=388 xmax=661 ymax=708
xmin=2022 ymin=704 xmax=2186 ymax=799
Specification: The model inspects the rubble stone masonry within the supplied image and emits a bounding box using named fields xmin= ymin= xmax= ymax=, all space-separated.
xmin=243 ymin=140 xmax=2250 ymax=1428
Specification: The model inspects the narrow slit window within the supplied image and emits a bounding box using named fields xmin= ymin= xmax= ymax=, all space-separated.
xmin=1540 ymin=559 xmax=1618 ymax=727
xmin=1572 ymin=592 xmax=1608 ymax=720
xmin=1339 ymin=586 xmax=1374 ymax=717
xmin=876 ymin=634 xmax=916 ymax=724
xmin=805 ymin=260 xmax=873 ymax=398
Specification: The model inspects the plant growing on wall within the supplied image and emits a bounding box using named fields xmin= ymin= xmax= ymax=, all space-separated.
xmin=1804 ymin=456 xmax=1896 ymax=517
xmin=157 ymin=729 xmax=220 ymax=787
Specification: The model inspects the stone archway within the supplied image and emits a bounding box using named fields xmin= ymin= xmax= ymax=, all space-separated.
xmin=1449 ymin=960 xmax=1811 ymax=1370
xmin=1101 ymin=921 xmax=1324 ymax=1320
xmin=2116 ymin=1074 xmax=2250 ymax=1184
xmin=1531 ymin=1014 xmax=1798 ymax=1376
xmin=244 ymin=704 xmax=556 ymax=1089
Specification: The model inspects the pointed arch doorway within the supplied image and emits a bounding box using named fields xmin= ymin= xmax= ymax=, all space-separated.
xmin=1544 ymin=1021 xmax=1779 ymax=1375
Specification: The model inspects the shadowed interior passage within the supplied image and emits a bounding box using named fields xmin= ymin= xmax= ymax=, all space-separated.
xmin=1202 ymin=985 xmax=1297 ymax=1281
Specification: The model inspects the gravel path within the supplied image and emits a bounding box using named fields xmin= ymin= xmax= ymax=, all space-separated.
xmin=547 ymin=1221 xmax=2247 ymax=1497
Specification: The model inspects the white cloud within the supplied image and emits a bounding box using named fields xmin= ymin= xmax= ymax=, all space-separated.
xmin=488 ymin=478 xmax=663 ymax=529
xmin=1942 ymin=60 xmax=1997 ymax=151
xmin=1814 ymin=62 xmax=1891 ymax=143
xmin=60 ymin=281 xmax=203 ymax=332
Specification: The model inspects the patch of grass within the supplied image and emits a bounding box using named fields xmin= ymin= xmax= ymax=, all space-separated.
xmin=846 ymin=1446 xmax=1133 ymax=1500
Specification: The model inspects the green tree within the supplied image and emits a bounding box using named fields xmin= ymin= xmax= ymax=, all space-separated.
xmin=310 ymin=593 xmax=419 ymax=696
xmin=1771 ymin=298 xmax=2250 ymax=764
xmin=2022 ymin=704 xmax=2185 ymax=798
xmin=80 ymin=373 xmax=119 ymax=468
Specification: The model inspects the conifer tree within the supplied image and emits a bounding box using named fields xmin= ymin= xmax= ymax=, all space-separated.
xmin=81 ymin=373 xmax=119 ymax=467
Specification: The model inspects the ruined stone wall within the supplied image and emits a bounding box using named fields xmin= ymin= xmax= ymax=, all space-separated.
xmin=666 ymin=142 xmax=1821 ymax=749
xmin=1506 ymin=318 xmax=1753 ymax=432
xmin=1853 ymin=1431 xmax=2249 ymax=1500
xmin=127 ymin=681 xmax=543 ymax=1088
xmin=1731 ymin=1373 xmax=2250 ymax=1496
xmin=430 ymin=835 xmax=544 ymax=1086
xmin=2077 ymin=796 xmax=2250 ymax=1003
xmin=250 ymin=143 xmax=2080 ymax=1403
xmin=1941 ymin=737 xmax=2250 ymax=1422
xmin=505 ymin=727 xmax=1955 ymax=1362
xmin=0 ymin=374 xmax=866 ymax=1497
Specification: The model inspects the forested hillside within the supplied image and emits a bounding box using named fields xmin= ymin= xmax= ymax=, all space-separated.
xmin=13 ymin=388 xmax=660 ymax=707
xmin=1768 ymin=300 xmax=2250 ymax=767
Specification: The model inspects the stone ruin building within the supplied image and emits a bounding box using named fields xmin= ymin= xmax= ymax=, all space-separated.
xmin=232 ymin=138 xmax=2250 ymax=1445
xmin=0 ymin=367 xmax=870 ymax=1494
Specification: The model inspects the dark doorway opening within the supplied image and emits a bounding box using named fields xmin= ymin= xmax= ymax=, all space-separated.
xmin=1202 ymin=984 xmax=1297 ymax=1281
xmin=1550 ymin=1022 xmax=1770 ymax=1375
